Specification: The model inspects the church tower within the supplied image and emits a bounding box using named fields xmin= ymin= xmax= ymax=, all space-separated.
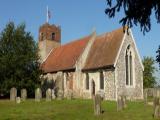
xmin=38 ymin=23 xmax=61 ymax=62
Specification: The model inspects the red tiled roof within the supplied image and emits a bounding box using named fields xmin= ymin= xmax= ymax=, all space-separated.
xmin=83 ymin=27 xmax=125 ymax=70
xmin=42 ymin=35 xmax=92 ymax=73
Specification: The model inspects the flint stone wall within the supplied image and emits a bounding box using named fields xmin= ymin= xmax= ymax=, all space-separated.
xmin=115 ymin=32 xmax=143 ymax=100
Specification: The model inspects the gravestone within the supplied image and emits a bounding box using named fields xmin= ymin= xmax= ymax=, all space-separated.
xmin=51 ymin=89 xmax=56 ymax=99
xmin=117 ymin=96 xmax=123 ymax=111
xmin=153 ymin=97 xmax=160 ymax=118
xmin=21 ymin=89 xmax=27 ymax=101
xmin=122 ymin=95 xmax=127 ymax=108
xmin=144 ymin=89 xmax=148 ymax=104
xmin=16 ymin=97 xmax=21 ymax=104
xmin=94 ymin=94 xmax=102 ymax=115
xmin=67 ymin=90 xmax=73 ymax=100
xmin=46 ymin=88 xmax=52 ymax=101
xmin=117 ymin=95 xmax=127 ymax=111
xmin=157 ymin=90 xmax=160 ymax=97
xmin=10 ymin=87 xmax=17 ymax=101
xmin=35 ymin=88 xmax=42 ymax=102
xmin=57 ymin=90 xmax=63 ymax=100
xmin=55 ymin=72 xmax=64 ymax=98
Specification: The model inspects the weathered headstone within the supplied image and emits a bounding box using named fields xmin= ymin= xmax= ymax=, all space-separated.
xmin=21 ymin=89 xmax=27 ymax=101
xmin=51 ymin=89 xmax=56 ymax=99
xmin=57 ymin=90 xmax=64 ymax=100
xmin=122 ymin=95 xmax=127 ymax=108
xmin=67 ymin=90 xmax=73 ymax=100
xmin=55 ymin=72 xmax=64 ymax=98
xmin=157 ymin=90 xmax=160 ymax=98
xmin=117 ymin=95 xmax=127 ymax=111
xmin=144 ymin=89 xmax=148 ymax=104
xmin=16 ymin=97 xmax=21 ymax=104
xmin=46 ymin=88 xmax=52 ymax=101
xmin=94 ymin=94 xmax=102 ymax=115
xmin=154 ymin=105 xmax=160 ymax=119
xmin=35 ymin=88 xmax=42 ymax=102
xmin=117 ymin=96 xmax=123 ymax=111
xmin=10 ymin=87 xmax=17 ymax=101
xmin=153 ymin=97 xmax=160 ymax=118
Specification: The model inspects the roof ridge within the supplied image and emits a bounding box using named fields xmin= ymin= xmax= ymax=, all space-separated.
xmin=61 ymin=34 xmax=92 ymax=46
xmin=96 ymin=26 xmax=125 ymax=38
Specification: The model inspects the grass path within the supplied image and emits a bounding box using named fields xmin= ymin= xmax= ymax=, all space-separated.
xmin=0 ymin=99 xmax=155 ymax=120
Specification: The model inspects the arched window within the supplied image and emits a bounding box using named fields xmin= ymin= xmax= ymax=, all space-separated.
xmin=125 ymin=45 xmax=134 ymax=86
xmin=129 ymin=51 xmax=133 ymax=85
xmin=51 ymin=33 xmax=55 ymax=40
xmin=100 ymin=71 xmax=104 ymax=89
xmin=86 ymin=73 xmax=89 ymax=90
xmin=125 ymin=50 xmax=129 ymax=85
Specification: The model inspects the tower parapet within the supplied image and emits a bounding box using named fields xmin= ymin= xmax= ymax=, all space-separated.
xmin=38 ymin=23 xmax=61 ymax=62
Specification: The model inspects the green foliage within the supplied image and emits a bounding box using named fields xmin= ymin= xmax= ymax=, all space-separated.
xmin=105 ymin=0 xmax=160 ymax=34
xmin=0 ymin=22 xmax=41 ymax=97
xmin=143 ymin=56 xmax=156 ymax=88
xmin=156 ymin=45 xmax=160 ymax=68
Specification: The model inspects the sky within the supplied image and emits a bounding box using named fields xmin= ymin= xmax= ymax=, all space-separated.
xmin=0 ymin=0 xmax=159 ymax=80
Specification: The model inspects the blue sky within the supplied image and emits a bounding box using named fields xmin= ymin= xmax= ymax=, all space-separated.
xmin=0 ymin=0 xmax=159 ymax=80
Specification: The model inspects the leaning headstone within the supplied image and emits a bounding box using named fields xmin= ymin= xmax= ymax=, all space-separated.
xmin=10 ymin=87 xmax=17 ymax=101
xmin=94 ymin=94 xmax=102 ymax=115
xmin=21 ymin=89 xmax=27 ymax=101
xmin=16 ymin=97 xmax=21 ymax=104
xmin=51 ymin=89 xmax=56 ymax=99
xmin=153 ymin=97 xmax=160 ymax=118
xmin=154 ymin=105 xmax=160 ymax=119
xmin=46 ymin=88 xmax=52 ymax=101
xmin=35 ymin=88 xmax=42 ymax=102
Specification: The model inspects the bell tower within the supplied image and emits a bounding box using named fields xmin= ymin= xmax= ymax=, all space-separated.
xmin=38 ymin=23 xmax=61 ymax=62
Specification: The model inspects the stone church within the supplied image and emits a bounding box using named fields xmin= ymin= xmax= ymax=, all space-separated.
xmin=39 ymin=22 xmax=144 ymax=100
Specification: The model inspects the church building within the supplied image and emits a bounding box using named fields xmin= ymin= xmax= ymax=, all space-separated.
xmin=39 ymin=22 xmax=144 ymax=100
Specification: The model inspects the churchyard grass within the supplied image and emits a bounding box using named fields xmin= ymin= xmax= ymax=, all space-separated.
xmin=0 ymin=99 xmax=155 ymax=120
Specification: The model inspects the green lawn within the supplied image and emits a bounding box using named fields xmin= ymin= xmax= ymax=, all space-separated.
xmin=0 ymin=99 xmax=155 ymax=120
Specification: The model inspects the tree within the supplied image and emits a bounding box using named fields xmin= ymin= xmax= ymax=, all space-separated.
xmin=156 ymin=45 xmax=160 ymax=68
xmin=0 ymin=22 xmax=42 ymax=97
xmin=105 ymin=0 xmax=160 ymax=34
xmin=143 ymin=56 xmax=156 ymax=88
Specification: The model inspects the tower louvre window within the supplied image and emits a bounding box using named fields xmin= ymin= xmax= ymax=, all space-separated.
xmin=41 ymin=33 xmax=44 ymax=41
xmin=51 ymin=33 xmax=55 ymax=40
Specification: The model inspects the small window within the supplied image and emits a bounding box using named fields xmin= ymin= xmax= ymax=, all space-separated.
xmin=100 ymin=71 xmax=104 ymax=89
xmin=125 ymin=51 xmax=129 ymax=85
xmin=129 ymin=52 xmax=133 ymax=85
xmin=51 ymin=33 xmax=55 ymax=40
xmin=41 ymin=33 xmax=44 ymax=41
xmin=86 ymin=73 xmax=89 ymax=90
